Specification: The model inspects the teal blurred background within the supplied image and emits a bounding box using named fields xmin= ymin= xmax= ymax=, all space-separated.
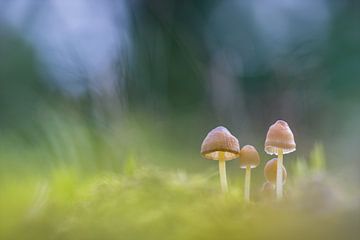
xmin=0 ymin=0 xmax=359 ymax=178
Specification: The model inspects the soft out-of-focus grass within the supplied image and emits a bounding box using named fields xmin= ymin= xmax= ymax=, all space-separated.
xmin=0 ymin=108 xmax=209 ymax=177
xmin=0 ymin=165 xmax=359 ymax=240
xmin=0 ymin=111 xmax=359 ymax=239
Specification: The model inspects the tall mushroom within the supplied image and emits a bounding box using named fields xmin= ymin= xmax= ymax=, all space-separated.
xmin=264 ymin=120 xmax=296 ymax=200
xmin=239 ymin=145 xmax=260 ymax=202
xmin=201 ymin=126 xmax=240 ymax=193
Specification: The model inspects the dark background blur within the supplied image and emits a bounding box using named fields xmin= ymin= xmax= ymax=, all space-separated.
xmin=0 ymin=0 xmax=359 ymax=175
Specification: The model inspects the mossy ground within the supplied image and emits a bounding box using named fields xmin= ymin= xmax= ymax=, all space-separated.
xmin=1 ymin=166 xmax=359 ymax=240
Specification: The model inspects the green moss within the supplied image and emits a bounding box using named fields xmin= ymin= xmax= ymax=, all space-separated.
xmin=0 ymin=166 xmax=358 ymax=240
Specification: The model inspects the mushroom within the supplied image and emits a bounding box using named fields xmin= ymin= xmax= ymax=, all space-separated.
xmin=239 ymin=145 xmax=260 ymax=202
xmin=264 ymin=120 xmax=295 ymax=200
xmin=261 ymin=181 xmax=275 ymax=199
xmin=201 ymin=126 xmax=240 ymax=193
xmin=264 ymin=158 xmax=287 ymax=185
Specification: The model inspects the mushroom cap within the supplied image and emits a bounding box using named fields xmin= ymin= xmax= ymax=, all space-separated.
xmin=264 ymin=158 xmax=287 ymax=184
xmin=200 ymin=126 xmax=240 ymax=161
xmin=239 ymin=145 xmax=260 ymax=169
xmin=261 ymin=182 xmax=275 ymax=198
xmin=262 ymin=181 xmax=274 ymax=191
xmin=264 ymin=120 xmax=296 ymax=155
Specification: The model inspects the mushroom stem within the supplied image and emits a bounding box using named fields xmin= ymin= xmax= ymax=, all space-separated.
xmin=218 ymin=152 xmax=228 ymax=193
xmin=244 ymin=165 xmax=251 ymax=202
xmin=276 ymin=148 xmax=284 ymax=200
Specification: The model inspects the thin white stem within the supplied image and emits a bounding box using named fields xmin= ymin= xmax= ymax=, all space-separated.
xmin=244 ymin=165 xmax=251 ymax=202
xmin=276 ymin=148 xmax=284 ymax=200
xmin=218 ymin=152 xmax=228 ymax=193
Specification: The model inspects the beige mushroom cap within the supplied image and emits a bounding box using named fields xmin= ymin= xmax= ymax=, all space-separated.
xmin=201 ymin=126 xmax=240 ymax=161
xmin=261 ymin=182 xmax=275 ymax=199
xmin=264 ymin=158 xmax=287 ymax=184
xmin=265 ymin=120 xmax=296 ymax=155
xmin=239 ymin=145 xmax=260 ymax=169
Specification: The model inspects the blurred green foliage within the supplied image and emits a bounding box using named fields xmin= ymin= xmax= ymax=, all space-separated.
xmin=0 ymin=1 xmax=359 ymax=120
xmin=0 ymin=28 xmax=49 ymax=129
xmin=0 ymin=2 xmax=359 ymax=168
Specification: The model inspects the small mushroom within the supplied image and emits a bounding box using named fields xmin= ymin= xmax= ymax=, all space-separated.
xmin=261 ymin=181 xmax=275 ymax=199
xmin=264 ymin=158 xmax=287 ymax=185
xmin=264 ymin=120 xmax=295 ymax=200
xmin=201 ymin=126 xmax=240 ymax=193
xmin=239 ymin=145 xmax=260 ymax=202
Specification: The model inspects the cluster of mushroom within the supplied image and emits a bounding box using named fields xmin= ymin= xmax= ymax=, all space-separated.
xmin=200 ymin=120 xmax=296 ymax=201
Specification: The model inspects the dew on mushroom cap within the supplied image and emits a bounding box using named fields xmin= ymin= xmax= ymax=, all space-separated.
xmin=265 ymin=120 xmax=296 ymax=155
xmin=201 ymin=126 xmax=240 ymax=161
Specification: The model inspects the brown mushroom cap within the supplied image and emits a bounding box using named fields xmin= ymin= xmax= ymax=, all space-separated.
xmin=265 ymin=120 xmax=296 ymax=155
xmin=201 ymin=126 xmax=240 ymax=161
xmin=261 ymin=182 xmax=275 ymax=199
xmin=262 ymin=181 xmax=274 ymax=191
xmin=264 ymin=158 xmax=287 ymax=184
xmin=239 ymin=145 xmax=260 ymax=169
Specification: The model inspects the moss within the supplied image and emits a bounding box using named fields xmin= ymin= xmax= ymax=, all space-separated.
xmin=0 ymin=166 xmax=358 ymax=240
